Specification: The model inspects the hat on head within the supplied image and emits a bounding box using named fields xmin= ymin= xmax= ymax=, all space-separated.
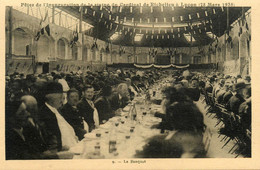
xmin=209 ymin=77 xmax=215 ymax=83
xmin=245 ymin=75 xmax=251 ymax=82
xmin=233 ymin=82 xmax=246 ymax=91
xmin=131 ymin=76 xmax=140 ymax=82
xmin=44 ymin=82 xmax=63 ymax=96
xmin=224 ymin=75 xmax=231 ymax=79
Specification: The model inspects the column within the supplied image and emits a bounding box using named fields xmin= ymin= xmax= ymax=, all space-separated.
xmin=172 ymin=55 xmax=176 ymax=64
xmin=79 ymin=7 xmax=83 ymax=61
xmin=8 ymin=7 xmax=13 ymax=58
xmin=179 ymin=53 xmax=183 ymax=64
xmin=191 ymin=56 xmax=194 ymax=64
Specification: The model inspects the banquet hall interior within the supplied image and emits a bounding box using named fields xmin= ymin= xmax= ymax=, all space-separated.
xmin=5 ymin=5 xmax=251 ymax=159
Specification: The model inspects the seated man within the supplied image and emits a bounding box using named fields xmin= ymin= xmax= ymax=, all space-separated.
xmin=205 ymin=77 xmax=214 ymax=93
xmin=239 ymin=86 xmax=251 ymax=130
xmin=129 ymin=76 xmax=142 ymax=95
xmin=187 ymin=78 xmax=200 ymax=102
xmin=77 ymin=85 xmax=99 ymax=132
xmin=109 ymin=83 xmax=130 ymax=112
xmin=6 ymin=95 xmax=73 ymax=159
xmin=94 ymin=85 xmax=113 ymax=123
xmin=38 ymin=82 xmax=78 ymax=152
xmin=61 ymin=88 xmax=87 ymax=141
xmin=226 ymin=82 xmax=246 ymax=115
xmin=6 ymin=100 xmax=37 ymax=159
xmin=136 ymin=101 xmax=206 ymax=158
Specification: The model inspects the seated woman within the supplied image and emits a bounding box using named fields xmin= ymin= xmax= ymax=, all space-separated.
xmin=136 ymin=101 xmax=206 ymax=158
xmin=94 ymin=85 xmax=114 ymax=123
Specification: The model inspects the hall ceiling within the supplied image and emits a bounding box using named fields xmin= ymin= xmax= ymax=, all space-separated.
xmin=58 ymin=6 xmax=250 ymax=47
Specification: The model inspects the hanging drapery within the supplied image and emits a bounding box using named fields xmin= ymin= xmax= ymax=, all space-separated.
xmin=133 ymin=64 xmax=190 ymax=69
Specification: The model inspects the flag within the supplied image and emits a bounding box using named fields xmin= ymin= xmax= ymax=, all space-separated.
xmin=70 ymin=26 xmax=79 ymax=48
xmin=35 ymin=10 xmax=50 ymax=41
xmin=45 ymin=24 xmax=50 ymax=36
xmin=245 ymin=22 xmax=249 ymax=30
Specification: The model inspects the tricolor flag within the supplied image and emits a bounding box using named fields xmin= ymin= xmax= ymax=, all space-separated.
xmin=70 ymin=26 xmax=79 ymax=48
xmin=35 ymin=10 xmax=50 ymax=41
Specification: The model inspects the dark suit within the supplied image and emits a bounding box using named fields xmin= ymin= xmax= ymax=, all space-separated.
xmin=61 ymin=103 xmax=86 ymax=140
xmin=227 ymin=94 xmax=245 ymax=115
xmin=6 ymin=122 xmax=48 ymax=160
xmin=205 ymin=83 xmax=213 ymax=93
xmin=77 ymin=98 xmax=95 ymax=132
xmin=109 ymin=92 xmax=129 ymax=111
xmin=94 ymin=96 xmax=113 ymax=123
xmin=223 ymin=91 xmax=233 ymax=105
xmin=38 ymin=104 xmax=62 ymax=151
xmin=187 ymin=88 xmax=200 ymax=101
xmin=6 ymin=127 xmax=32 ymax=160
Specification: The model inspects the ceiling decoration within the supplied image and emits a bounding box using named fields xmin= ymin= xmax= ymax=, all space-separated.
xmin=58 ymin=6 xmax=250 ymax=47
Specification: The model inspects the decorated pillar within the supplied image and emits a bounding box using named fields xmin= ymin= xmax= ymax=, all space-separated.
xmin=191 ymin=56 xmax=194 ymax=64
xmin=179 ymin=53 xmax=183 ymax=64
xmin=54 ymin=40 xmax=58 ymax=60
xmin=172 ymin=55 xmax=176 ymax=64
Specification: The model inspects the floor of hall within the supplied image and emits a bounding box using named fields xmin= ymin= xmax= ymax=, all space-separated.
xmin=196 ymin=99 xmax=244 ymax=158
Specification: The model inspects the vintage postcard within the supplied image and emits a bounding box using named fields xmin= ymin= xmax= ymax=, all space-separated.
xmin=0 ymin=0 xmax=259 ymax=169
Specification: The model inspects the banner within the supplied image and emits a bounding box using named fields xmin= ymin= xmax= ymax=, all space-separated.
xmin=133 ymin=64 xmax=190 ymax=69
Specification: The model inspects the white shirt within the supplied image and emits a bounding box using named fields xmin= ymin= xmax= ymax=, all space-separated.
xmin=86 ymin=99 xmax=99 ymax=127
xmin=45 ymin=102 xmax=78 ymax=148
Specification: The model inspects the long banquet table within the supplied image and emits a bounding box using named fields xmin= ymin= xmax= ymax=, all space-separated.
xmin=70 ymin=83 xmax=167 ymax=159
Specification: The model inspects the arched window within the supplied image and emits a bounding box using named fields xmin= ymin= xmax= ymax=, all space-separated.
xmin=57 ymin=39 xmax=66 ymax=59
xmin=13 ymin=28 xmax=32 ymax=56
xmin=37 ymin=35 xmax=51 ymax=62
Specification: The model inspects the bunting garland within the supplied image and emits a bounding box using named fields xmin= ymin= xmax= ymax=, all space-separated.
xmin=83 ymin=6 xmax=241 ymax=47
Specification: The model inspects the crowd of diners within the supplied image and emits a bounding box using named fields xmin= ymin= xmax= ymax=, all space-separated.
xmin=5 ymin=68 xmax=251 ymax=159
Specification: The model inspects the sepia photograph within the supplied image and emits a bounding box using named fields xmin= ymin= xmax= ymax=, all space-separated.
xmin=2 ymin=1 xmax=257 ymax=168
